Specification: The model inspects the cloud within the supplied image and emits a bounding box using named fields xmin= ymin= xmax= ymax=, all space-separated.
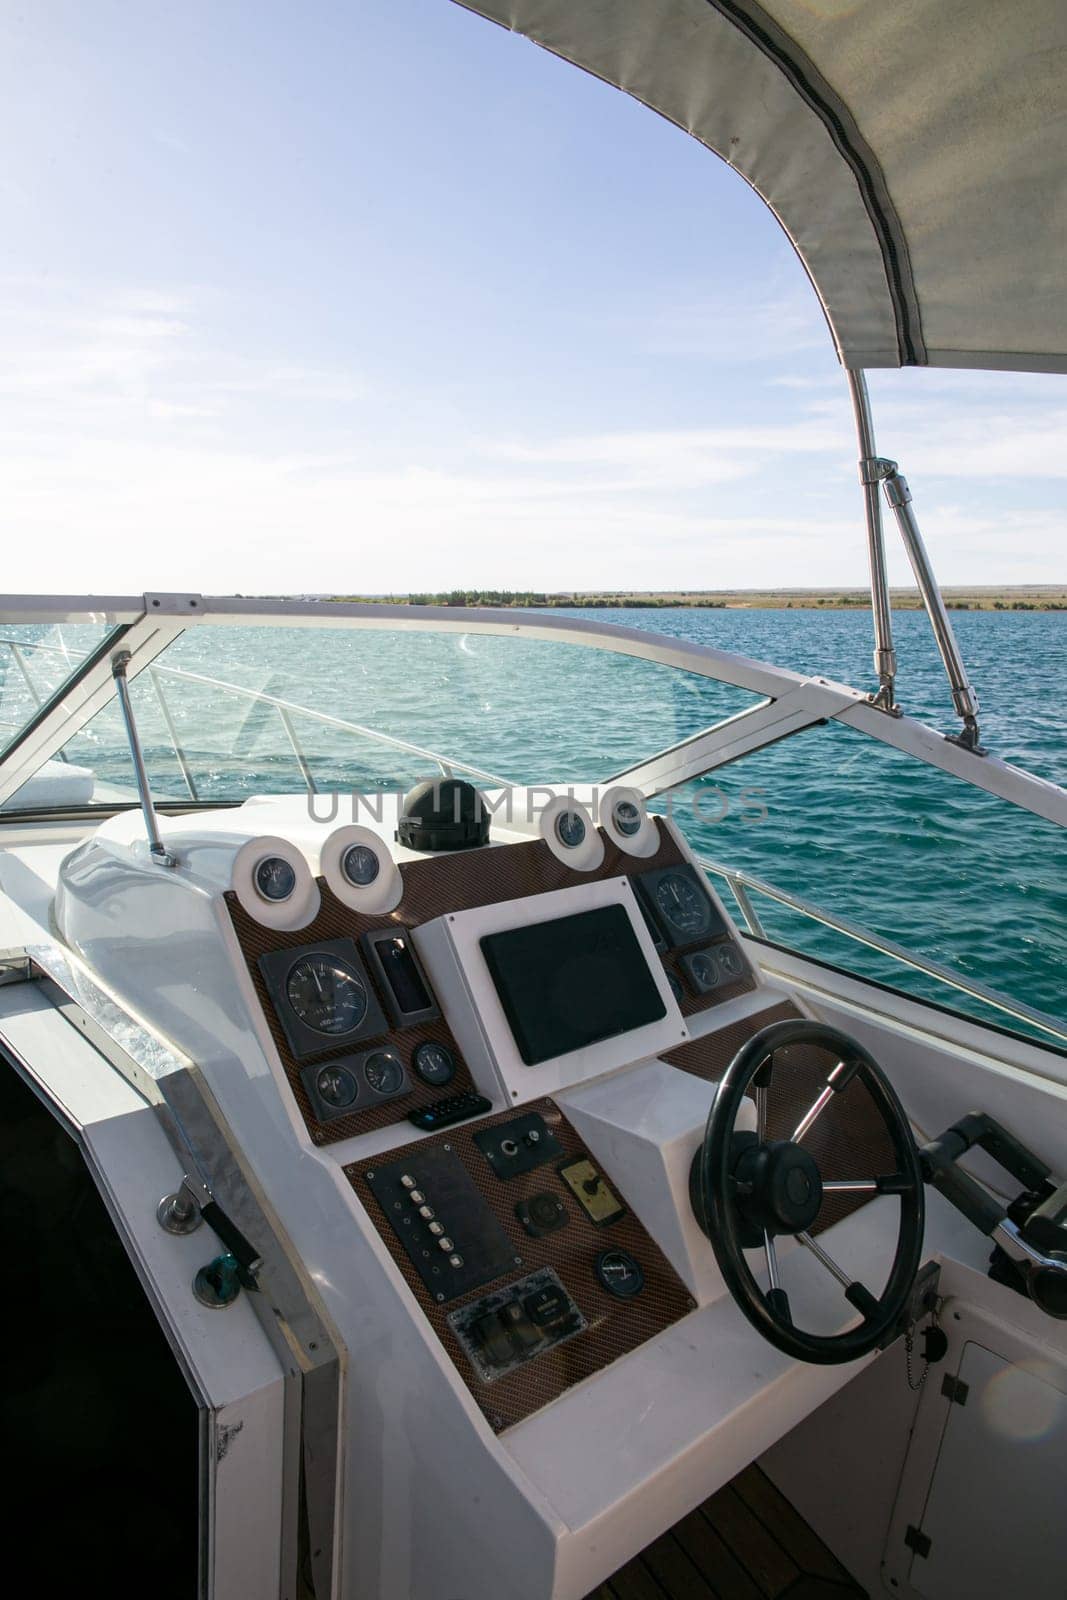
xmin=0 ymin=277 xmax=1062 ymax=596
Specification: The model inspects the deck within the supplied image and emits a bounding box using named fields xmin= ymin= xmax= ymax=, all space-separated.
xmin=586 ymin=1465 xmax=866 ymax=1600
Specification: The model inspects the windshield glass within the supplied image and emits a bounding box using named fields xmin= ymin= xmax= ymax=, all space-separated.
xmin=0 ymin=622 xmax=124 ymax=759
xmin=3 ymin=621 xmax=762 ymax=808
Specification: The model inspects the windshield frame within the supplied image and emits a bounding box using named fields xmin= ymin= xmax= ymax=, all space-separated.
xmin=0 ymin=593 xmax=1063 ymax=832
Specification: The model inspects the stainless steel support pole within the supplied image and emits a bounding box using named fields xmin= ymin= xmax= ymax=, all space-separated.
xmin=111 ymin=652 xmax=177 ymax=866
xmin=879 ymin=465 xmax=983 ymax=752
xmin=846 ymin=369 xmax=897 ymax=710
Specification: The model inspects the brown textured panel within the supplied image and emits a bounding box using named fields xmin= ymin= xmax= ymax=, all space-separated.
xmin=226 ymin=820 xmax=755 ymax=1144
xmin=662 ymin=1001 xmax=897 ymax=1235
xmin=347 ymin=1099 xmax=695 ymax=1431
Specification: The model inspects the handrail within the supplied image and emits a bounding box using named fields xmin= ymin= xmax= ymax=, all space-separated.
xmin=0 ymin=637 xmax=507 ymax=794
xmin=699 ymin=853 xmax=1067 ymax=1046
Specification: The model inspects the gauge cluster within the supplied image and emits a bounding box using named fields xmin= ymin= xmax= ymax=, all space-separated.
xmin=630 ymin=860 xmax=751 ymax=1008
xmin=230 ymin=809 xmax=754 ymax=1148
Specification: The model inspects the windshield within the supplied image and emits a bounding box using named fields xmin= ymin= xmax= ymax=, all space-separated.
xmin=2 ymin=621 xmax=762 ymax=808
xmin=0 ymin=622 xmax=126 ymax=760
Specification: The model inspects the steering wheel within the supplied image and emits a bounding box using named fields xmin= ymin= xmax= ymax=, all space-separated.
xmin=690 ymin=1019 xmax=925 ymax=1365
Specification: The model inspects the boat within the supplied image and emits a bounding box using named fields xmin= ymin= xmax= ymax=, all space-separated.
xmin=1 ymin=4 xmax=1064 ymax=1597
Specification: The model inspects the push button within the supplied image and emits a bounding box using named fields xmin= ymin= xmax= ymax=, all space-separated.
xmin=498 ymin=1300 xmax=542 ymax=1352
xmin=522 ymin=1284 xmax=570 ymax=1327
xmin=471 ymin=1311 xmax=514 ymax=1369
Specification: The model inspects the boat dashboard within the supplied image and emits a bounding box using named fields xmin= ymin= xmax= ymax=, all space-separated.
xmin=14 ymin=781 xmax=921 ymax=1598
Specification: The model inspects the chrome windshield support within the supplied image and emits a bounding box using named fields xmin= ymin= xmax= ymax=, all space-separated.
xmin=848 ymin=370 xmax=898 ymax=712
xmin=111 ymin=651 xmax=177 ymax=867
xmin=871 ymin=457 xmax=984 ymax=753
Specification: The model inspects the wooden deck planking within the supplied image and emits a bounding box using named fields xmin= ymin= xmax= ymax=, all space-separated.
xmin=597 ymin=1466 xmax=866 ymax=1600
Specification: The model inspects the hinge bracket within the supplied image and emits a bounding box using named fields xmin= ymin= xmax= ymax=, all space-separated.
xmin=905 ymin=1524 xmax=932 ymax=1559
xmin=941 ymin=1373 xmax=969 ymax=1405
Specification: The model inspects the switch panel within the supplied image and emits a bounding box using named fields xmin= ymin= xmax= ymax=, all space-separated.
xmin=448 ymin=1267 xmax=586 ymax=1384
xmin=474 ymin=1112 xmax=563 ymax=1180
xmin=363 ymin=1146 xmax=519 ymax=1303
xmin=558 ymin=1156 xmax=626 ymax=1226
xmin=349 ymin=1098 xmax=694 ymax=1432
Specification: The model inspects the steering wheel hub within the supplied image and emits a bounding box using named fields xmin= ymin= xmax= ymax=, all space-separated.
xmin=734 ymin=1137 xmax=824 ymax=1238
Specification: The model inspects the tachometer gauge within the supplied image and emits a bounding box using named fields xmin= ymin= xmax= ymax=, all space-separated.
xmin=254 ymin=855 xmax=297 ymax=902
xmin=633 ymin=862 xmax=726 ymax=949
xmin=654 ymin=871 xmax=711 ymax=938
xmin=363 ymin=1049 xmax=405 ymax=1097
xmin=286 ymin=954 xmax=369 ymax=1036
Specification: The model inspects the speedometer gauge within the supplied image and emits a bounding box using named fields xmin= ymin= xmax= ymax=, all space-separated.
xmin=286 ymin=954 xmax=369 ymax=1035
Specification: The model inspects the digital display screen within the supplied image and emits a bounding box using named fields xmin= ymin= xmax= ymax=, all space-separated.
xmin=480 ymin=904 xmax=667 ymax=1066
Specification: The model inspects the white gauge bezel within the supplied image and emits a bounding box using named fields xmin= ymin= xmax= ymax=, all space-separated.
xmin=320 ymin=825 xmax=403 ymax=914
xmin=598 ymin=785 xmax=660 ymax=858
xmin=232 ymin=835 xmax=321 ymax=931
xmin=538 ymin=796 xmax=605 ymax=871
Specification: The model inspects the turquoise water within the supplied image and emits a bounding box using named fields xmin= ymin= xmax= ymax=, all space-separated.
xmin=553 ymin=609 xmax=1066 ymax=1039
xmin=3 ymin=607 xmax=1064 ymax=1041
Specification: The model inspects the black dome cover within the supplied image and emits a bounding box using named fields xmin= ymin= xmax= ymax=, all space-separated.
xmin=397 ymin=778 xmax=489 ymax=853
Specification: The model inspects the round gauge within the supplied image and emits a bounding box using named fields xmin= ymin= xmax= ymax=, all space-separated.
xmin=595 ymin=1248 xmax=645 ymax=1299
xmin=667 ymin=970 xmax=684 ymax=1005
xmin=363 ymin=1049 xmax=405 ymax=1097
xmin=412 ymin=1040 xmax=456 ymax=1087
xmin=717 ymin=944 xmax=744 ymax=979
xmin=555 ymin=809 xmax=587 ymax=849
xmin=286 ymin=955 xmax=369 ymax=1036
xmin=313 ymin=1063 xmax=358 ymax=1110
xmin=254 ymin=855 xmax=297 ymax=902
xmin=341 ymin=842 xmax=381 ymax=887
xmin=685 ymin=950 xmax=721 ymax=993
xmin=654 ymin=871 xmax=711 ymax=938
xmin=612 ymin=799 xmax=642 ymax=838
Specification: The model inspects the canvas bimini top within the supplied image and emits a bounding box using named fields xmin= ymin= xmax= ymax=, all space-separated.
xmin=457 ymin=0 xmax=1067 ymax=374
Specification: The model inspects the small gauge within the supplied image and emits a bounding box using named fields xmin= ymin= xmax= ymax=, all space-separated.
xmin=412 ymin=1040 xmax=456 ymax=1087
xmin=286 ymin=954 xmax=369 ymax=1036
xmin=341 ymin=842 xmax=381 ymax=887
xmin=612 ymin=799 xmax=642 ymax=838
xmin=254 ymin=855 xmax=297 ymax=902
xmin=654 ymin=870 xmax=712 ymax=939
xmin=667 ymin=970 xmax=684 ymax=1005
xmin=595 ymin=1248 xmax=645 ymax=1299
xmin=555 ymin=809 xmax=587 ymax=849
xmin=313 ymin=1063 xmax=358 ymax=1111
xmin=363 ymin=1049 xmax=405 ymax=1097
xmin=717 ymin=944 xmax=745 ymax=980
xmin=682 ymin=949 xmax=722 ymax=994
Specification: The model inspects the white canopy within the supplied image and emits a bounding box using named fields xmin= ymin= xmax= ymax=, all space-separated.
xmin=456 ymin=0 xmax=1067 ymax=373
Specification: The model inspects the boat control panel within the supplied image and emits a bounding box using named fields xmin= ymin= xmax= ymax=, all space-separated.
xmin=226 ymin=818 xmax=756 ymax=1148
xmin=351 ymin=1099 xmax=693 ymax=1430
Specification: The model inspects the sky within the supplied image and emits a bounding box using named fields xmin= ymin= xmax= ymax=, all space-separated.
xmin=1 ymin=0 xmax=1064 ymax=596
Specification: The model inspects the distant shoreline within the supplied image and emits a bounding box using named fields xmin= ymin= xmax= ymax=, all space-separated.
xmin=330 ymin=586 xmax=1067 ymax=612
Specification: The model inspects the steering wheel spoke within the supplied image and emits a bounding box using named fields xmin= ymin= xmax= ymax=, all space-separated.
xmin=791 ymin=1058 xmax=858 ymax=1143
xmin=796 ymin=1231 xmax=881 ymax=1325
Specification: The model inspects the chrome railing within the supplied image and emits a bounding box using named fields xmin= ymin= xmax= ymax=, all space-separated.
xmin=0 ymin=636 xmax=506 ymax=796
xmin=701 ymin=854 xmax=1067 ymax=1047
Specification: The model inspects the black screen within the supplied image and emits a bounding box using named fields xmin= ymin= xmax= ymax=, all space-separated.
xmin=480 ymin=904 xmax=667 ymax=1066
